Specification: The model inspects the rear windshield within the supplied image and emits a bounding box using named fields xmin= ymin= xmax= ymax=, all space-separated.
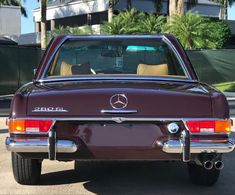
xmin=46 ymin=39 xmax=188 ymax=79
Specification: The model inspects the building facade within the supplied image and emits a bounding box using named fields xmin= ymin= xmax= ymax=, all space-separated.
xmin=33 ymin=0 xmax=221 ymax=32
xmin=0 ymin=5 xmax=21 ymax=37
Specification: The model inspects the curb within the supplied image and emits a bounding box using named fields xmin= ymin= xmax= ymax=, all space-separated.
xmin=0 ymin=117 xmax=7 ymax=130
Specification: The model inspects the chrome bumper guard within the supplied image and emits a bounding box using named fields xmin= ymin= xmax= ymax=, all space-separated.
xmin=163 ymin=130 xmax=235 ymax=162
xmin=5 ymin=137 xmax=77 ymax=154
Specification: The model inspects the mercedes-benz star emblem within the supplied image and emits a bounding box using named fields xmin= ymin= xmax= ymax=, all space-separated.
xmin=110 ymin=94 xmax=128 ymax=109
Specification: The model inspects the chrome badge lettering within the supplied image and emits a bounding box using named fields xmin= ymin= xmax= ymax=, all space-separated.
xmin=32 ymin=107 xmax=68 ymax=112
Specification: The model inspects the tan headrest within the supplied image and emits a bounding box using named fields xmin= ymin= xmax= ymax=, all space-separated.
xmin=60 ymin=61 xmax=72 ymax=76
xmin=137 ymin=63 xmax=168 ymax=76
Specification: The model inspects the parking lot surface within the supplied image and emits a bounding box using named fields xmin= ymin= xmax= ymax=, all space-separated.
xmin=1 ymin=117 xmax=235 ymax=195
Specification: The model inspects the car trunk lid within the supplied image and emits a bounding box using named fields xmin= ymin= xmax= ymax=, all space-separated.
xmin=27 ymin=81 xmax=212 ymax=118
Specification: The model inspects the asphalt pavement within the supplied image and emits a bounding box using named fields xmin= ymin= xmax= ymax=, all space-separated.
xmin=1 ymin=117 xmax=235 ymax=195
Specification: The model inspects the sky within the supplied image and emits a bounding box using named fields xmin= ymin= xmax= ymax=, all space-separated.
xmin=21 ymin=1 xmax=39 ymax=34
xmin=21 ymin=1 xmax=235 ymax=34
xmin=228 ymin=4 xmax=235 ymax=20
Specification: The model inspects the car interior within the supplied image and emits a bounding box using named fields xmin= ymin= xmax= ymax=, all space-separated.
xmin=47 ymin=42 xmax=186 ymax=78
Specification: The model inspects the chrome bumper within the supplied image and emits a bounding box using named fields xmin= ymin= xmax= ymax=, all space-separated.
xmin=163 ymin=139 xmax=235 ymax=154
xmin=5 ymin=137 xmax=77 ymax=153
xmin=163 ymin=129 xmax=235 ymax=162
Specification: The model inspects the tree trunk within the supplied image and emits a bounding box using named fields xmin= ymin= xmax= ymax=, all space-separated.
xmin=176 ymin=0 xmax=185 ymax=15
xmin=169 ymin=0 xmax=177 ymax=20
xmin=219 ymin=5 xmax=223 ymax=19
xmin=169 ymin=0 xmax=186 ymax=21
xmin=154 ymin=0 xmax=163 ymax=14
xmin=40 ymin=0 xmax=47 ymax=49
xmin=127 ymin=0 xmax=132 ymax=10
xmin=108 ymin=1 xmax=113 ymax=23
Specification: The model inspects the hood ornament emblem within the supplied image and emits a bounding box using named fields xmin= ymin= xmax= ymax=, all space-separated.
xmin=110 ymin=94 xmax=128 ymax=109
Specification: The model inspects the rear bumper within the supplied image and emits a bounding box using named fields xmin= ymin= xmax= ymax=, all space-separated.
xmin=5 ymin=131 xmax=235 ymax=161
xmin=5 ymin=137 xmax=77 ymax=153
xmin=163 ymin=139 xmax=235 ymax=154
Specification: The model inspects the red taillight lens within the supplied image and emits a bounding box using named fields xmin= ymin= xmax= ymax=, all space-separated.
xmin=186 ymin=120 xmax=231 ymax=134
xmin=8 ymin=119 xmax=53 ymax=133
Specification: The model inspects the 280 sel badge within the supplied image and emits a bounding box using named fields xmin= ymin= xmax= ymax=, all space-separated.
xmin=32 ymin=107 xmax=68 ymax=112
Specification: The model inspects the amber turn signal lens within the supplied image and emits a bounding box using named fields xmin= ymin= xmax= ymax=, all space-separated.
xmin=215 ymin=120 xmax=231 ymax=133
xmin=186 ymin=120 xmax=231 ymax=134
xmin=8 ymin=120 xmax=25 ymax=133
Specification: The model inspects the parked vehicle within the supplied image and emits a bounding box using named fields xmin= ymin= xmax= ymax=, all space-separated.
xmin=5 ymin=35 xmax=235 ymax=185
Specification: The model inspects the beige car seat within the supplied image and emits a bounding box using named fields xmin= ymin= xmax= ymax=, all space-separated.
xmin=60 ymin=61 xmax=73 ymax=76
xmin=137 ymin=63 xmax=168 ymax=76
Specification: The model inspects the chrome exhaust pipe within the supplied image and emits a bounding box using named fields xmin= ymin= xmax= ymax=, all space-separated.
xmin=203 ymin=160 xmax=213 ymax=170
xmin=214 ymin=160 xmax=224 ymax=170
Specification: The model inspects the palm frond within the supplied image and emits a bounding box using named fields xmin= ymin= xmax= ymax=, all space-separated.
xmin=164 ymin=11 xmax=230 ymax=49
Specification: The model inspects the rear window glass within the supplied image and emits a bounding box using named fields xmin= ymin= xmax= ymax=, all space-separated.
xmin=46 ymin=39 xmax=187 ymax=79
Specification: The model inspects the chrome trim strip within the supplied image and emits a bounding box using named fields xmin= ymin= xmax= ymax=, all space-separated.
xmin=37 ymin=76 xmax=194 ymax=84
xmin=163 ymin=138 xmax=235 ymax=154
xmin=0 ymin=94 xmax=13 ymax=100
xmin=9 ymin=117 xmax=229 ymax=122
xmin=40 ymin=36 xmax=68 ymax=79
xmin=5 ymin=137 xmax=77 ymax=153
xmin=101 ymin=109 xmax=138 ymax=114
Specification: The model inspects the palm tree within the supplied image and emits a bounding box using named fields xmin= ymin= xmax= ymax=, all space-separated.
xmin=0 ymin=0 xmax=27 ymax=17
xmin=138 ymin=14 xmax=166 ymax=33
xmin=103 ymin=9 xmax=145 ymax=34
xmin=165 ymin=12 xmax=204 ymax=49
xmin=38 ymin=0 xmax=47 ymax=49
xmin=108 ymin=0 xmax=119 ymax=22
xmin=164 ymin=12 xmax=230 ymax=49
xmin=108 ymin=0 xmax=133 ymax=22
xmin=169 ymin=0 xmax=186 ymax=18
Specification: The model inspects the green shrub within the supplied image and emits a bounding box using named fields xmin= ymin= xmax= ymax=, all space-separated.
xmin=50 ymin=11 xmax=230 ymax=50
xmin=48 ymin=25 xmax=93 ymax=43
xmin=102 ymin=9 xmax=166 ymax=34
xmin=138 ymin=14 xmax=166 ymax=34
xmin=102 ymin=9 xmax=145 ymax=34
xmin=164 ymin=12 xmax=230 ymax=49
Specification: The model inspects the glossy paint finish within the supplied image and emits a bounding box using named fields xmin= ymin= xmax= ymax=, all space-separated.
xmin=54 ymin=121 xmax=182 ymax=159
xmin=25 ymin=82 xmax=211 ymax=117
xmin=10 ymin=80 xmax=229 ymax=119
xmin=7 ymin=35 xmax=230 ymax=161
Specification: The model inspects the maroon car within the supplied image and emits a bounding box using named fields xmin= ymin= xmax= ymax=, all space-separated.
xmin=5 ymin=35 xmax=235 ymax=185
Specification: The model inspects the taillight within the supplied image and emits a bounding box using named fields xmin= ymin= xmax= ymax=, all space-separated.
xmin=186 ymin=120 xmax=231 ymax=134
xmin=8 ymin=119 xmax=54 ymax=133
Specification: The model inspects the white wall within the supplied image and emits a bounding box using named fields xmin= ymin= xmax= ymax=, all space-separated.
xmin=33 ymin=0 xmax=108 ymax=22
xmin=0 ymin=5 xmax=21 ymax=36
xmin=33 ymin=0 xmax=221 ymax=23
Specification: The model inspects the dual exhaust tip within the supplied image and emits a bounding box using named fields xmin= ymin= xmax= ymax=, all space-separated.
xmin=203 ymin=160 xmax=224 ymax=170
